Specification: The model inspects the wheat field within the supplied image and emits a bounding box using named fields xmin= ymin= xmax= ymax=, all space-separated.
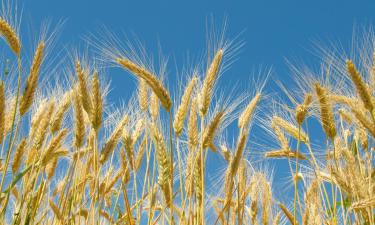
xmin=0 ymin=3 xmax=373 ymax=225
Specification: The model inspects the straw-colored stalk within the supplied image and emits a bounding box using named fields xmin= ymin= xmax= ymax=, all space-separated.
xmin=173 ymin=76 xmax=197 ymax=137
xmin=0 ymin=82 xmax=4 ymax=144
xmin=0 ymin=17 xmax=21 ymax=56
xmin=199 ymin=49 xmax=223 ymax=116
xmin=117 ymin=58 xmax=172 ymax=111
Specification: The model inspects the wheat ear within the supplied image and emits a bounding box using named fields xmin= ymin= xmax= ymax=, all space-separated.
xmin=138 ymin=78 xmax=148 ymax=111
xmin=188 ymin=96 xmax=198 ymax=150
xmin=76 ymin=61 xmax=93 ymax=115
xmin=91 ymin=71 xmax=103 ymax=131
xmin=272 ymin=116 xmax=309 ymax=143
xmin=19 ymin=42 xmax=44 ymax=116
xmin=117 ymin=58 xmax=172 ymax=111
xmin=173 ymin=76 xmax=198 ymax=136
xmin=295 ymin=93 xmax=312 ymax=125
xmin=238 ymin=93 xmax=261 ymax=130
xmin=11 ymin=138 xmax=26 ymax=173
xmin=50 ymin=90 xmax=72 ymax=133
xmin=314 ymin=83 xmax=336 ymax=140
xmin=0 ymin=17 xmax=21 ymax=56
xmin=199 ymin=49 xmax=223 ymax=116
xmin=202 ymin=110 xmax=224 ymax=151
xmin=73 ymin=92 xmax=85 ymax=148
xmin=99 ymin=115 xmax=129 ymax=164
xmin=346 ymin=60 xmax=374 ymax=112
xmin=151 ymin=124 xmax=172 ymax=207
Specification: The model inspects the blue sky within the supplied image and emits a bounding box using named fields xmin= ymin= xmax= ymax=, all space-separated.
xmin=22 ymin=0 xmax=375 ymax=101
xmin=22 ymin=0 xmax=375 ymax=208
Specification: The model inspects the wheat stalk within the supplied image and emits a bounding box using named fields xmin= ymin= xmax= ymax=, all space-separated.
xmin=0 ymin=82 xmax=4 ymax=144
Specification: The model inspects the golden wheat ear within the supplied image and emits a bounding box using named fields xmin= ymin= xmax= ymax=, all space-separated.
xmin=117 ymin=58 xmax=172 ymax=111
xmin=0 ymin=17 xmax=21 ymax=56
xmin=75 ymin=60 xmax=93 ymax=115
xmin=173 ymin=76 xmax=198 ymax=137
xmin=346 ymin=60 xmax=374 ymax=113
xmin=238 ymin=93 xmax=261 ymax=130
xmin=19 ymin=42 xmax=45 ymax=116
xmin=90 ymin=71 xmax=103 ymax=131
xmin=314 ymin=83 xmax=336 ymax=140
xmin=199 ymin=49 xmax=223 ymax=117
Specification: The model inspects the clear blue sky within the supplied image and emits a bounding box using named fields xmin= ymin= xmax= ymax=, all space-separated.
xmin=22 ymin=0 xmax=375 ymax=102
xmin=22 ymin=0 xmax=375 ymax=207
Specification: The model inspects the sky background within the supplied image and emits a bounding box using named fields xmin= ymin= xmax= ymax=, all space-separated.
xmin=19 ymin=0 xmax=375 ymax=213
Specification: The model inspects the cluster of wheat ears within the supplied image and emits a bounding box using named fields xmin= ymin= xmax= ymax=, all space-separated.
xmin=0 ymin=6 xmax=373 ymax=225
